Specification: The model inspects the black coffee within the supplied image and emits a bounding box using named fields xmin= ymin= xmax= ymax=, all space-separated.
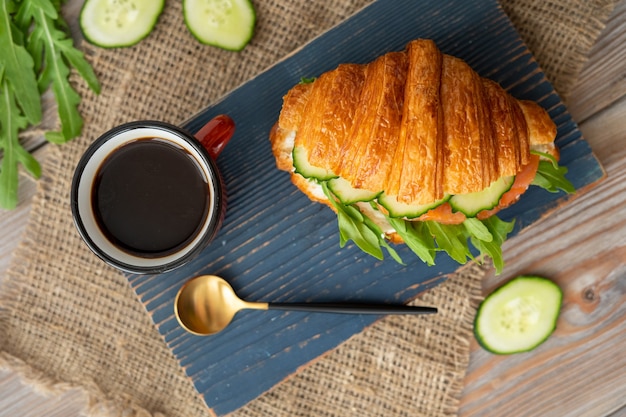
xmin=92 ymin=138 xmax=210 ymax=258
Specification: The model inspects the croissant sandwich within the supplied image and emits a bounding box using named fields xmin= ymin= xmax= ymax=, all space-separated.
xmin=269 ymin=39 xmax=573 ymax=272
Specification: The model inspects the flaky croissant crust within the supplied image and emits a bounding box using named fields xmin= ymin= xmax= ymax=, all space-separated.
xmin=270 ymin=39 xmax=557 ymax=206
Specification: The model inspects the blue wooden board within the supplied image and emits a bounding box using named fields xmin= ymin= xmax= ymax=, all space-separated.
xmin=126 ymin=0 xmax=605 ymax=415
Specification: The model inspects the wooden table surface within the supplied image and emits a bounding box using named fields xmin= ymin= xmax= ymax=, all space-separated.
xmin=1 ymin=1 xmax=625 ymax=416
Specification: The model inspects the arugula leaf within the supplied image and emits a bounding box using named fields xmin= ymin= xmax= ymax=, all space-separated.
xmin=0 ymin=0 xmax=41 ymax=124
xmin=463 ymin=217 xmax=493 ymax=242
xmin=0 ymin=0 xmax=100 ymax=209
xmin=530 ymin=150 xmax=576 ymax=194
xmin=469 ymin=216 xmax=515 ymax=274
xmin=361 ymin=213 xmax=404 ymax=264
xmin=426 ymin=221 xmax=472 ymax=264
xmin=0 ymin=77 xmax=41 ymax=209
xmin=322 ymin=181 xmax=384 ymax=259
xmin=387 ymin=217 xmax=435 ymax=266
xmin=338 ymin=203 xmax=384 ymax=259
xmin=19 ymin=0 xmax=101 ymax=143
xmin=322 ymin=181 xmax=403 ymax=262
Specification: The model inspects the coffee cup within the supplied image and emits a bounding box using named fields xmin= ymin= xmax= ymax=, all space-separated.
xmin=71 ymin=116 xmax=235 ymax=274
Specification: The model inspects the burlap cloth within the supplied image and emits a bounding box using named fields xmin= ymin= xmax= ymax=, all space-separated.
xmin=0 ymin=0 xmax=618 ymax=416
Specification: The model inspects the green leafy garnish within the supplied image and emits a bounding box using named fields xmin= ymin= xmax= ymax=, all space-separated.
xmin=469 ymin=215 xmax=515 ymax=274
xmin=387 ymin=217 xmax=435 ymax=266
xmin=426 ymin=221 xmax=473 ymax=264
xmin=0 ymin=76 xmax=41 ymax=208
xmin=362 ymin=211 xmax=404 ymax=264
xmin=299 ymin=76 xmax=316 ymax=84
xmin=320 ymin=179 xmax=516 ymax=273
xmin=0 ymin=0 xmax=41 ymax=125
xmin=18 ymin=0 xmax=100 ymax=142
xmin=462 ymin=217 xmax=493 ymax=242
xmin=530 ymin=150 xmax=576 ymax=194
xmin=0 ymin=0 xmax=100 ymax=209
xmin=322 ymin=181 xmax=402 ymax=263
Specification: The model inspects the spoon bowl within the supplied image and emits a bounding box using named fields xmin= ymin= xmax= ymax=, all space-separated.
xmin=174 ymin=275 xmax=437 ymax=336
xmin=175 ymin=275 xmax=267 ymax=335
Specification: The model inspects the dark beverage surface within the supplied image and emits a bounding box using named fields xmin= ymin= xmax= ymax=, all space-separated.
xmin=93 ymin=138 xmax=210 ymax=257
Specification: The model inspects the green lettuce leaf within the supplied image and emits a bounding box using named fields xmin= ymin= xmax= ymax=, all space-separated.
xmin=322 ymin=181 xmax=402 ymax=262
xmin=387 ymin=217 xmax=435 ymax=266
xmin=463 ymin=217 xmax=493 ymax=242
xmin=530 ymin=150 xmax=576 ymax=194
xmin=470 ymin=216 xmax=515 ymax=274
xmin=426 ymin=221 xmax=473 ymax=264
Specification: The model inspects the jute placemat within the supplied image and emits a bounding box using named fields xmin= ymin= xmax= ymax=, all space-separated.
xmin=0 ymin=0 xmax=618 ymax=416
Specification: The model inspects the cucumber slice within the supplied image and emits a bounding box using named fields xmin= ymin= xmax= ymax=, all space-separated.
xmin=474 ymin=275 xmax=562 ymax=355
xmin=449 ymin=176 xmax=514 ymax=217
xmin=327 ymin=177 xmax=380 ymax=204
xmin=292 ymin=146 xmax=337 ymax=181
xmin=183 ymin=0 xmax=256 ymax=51
xmin=378 ymin=193 xmax=449 ymax=219
xmin=80 ymin=0 xmax=165 ymax=48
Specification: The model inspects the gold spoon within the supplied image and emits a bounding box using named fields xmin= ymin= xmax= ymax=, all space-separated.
xmin=174 ymin=275 xmax=438 ymax=336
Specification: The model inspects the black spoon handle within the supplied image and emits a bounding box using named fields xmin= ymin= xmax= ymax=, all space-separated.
xmin=268 ymin=302 xmax=437 ymax=315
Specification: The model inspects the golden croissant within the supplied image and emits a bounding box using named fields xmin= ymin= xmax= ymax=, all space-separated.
xmin=269 ymin=39 xmax=570 ymax=268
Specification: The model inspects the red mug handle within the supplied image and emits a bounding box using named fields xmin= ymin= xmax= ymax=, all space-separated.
xmin=194 ymin=114 xmax=236 ymax=159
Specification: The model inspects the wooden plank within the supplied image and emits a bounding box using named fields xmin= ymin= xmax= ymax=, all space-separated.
xmin=609 ymin=406 xmax=626 ymax=417
xmin=568 ymin=0 xmax=626 ymax=122
xmin=60 ymin=0 xmax=83 ymax=42
xmin=579 ymin=96 xmax=626 ymax=165
xmin=0 ymin=369 xmax=85 ymax=417
xmin=460 ymin=171 xmax=626 ymax=416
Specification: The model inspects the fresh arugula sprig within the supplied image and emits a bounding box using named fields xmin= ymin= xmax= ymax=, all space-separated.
xmin=393 ymin=215 xmax=516 ymax=274
xmin=0 ymin=0 xmax=100 ymax=209
xmin=530 ymin=150 xmax=576 ymax=194
xmin=17 ymin=0 xmax=100 ymax=143
xmin=0 ymin=0 xmax=42 ymax=209
xmin=420 ymin=217 xmax=513 ymax=274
